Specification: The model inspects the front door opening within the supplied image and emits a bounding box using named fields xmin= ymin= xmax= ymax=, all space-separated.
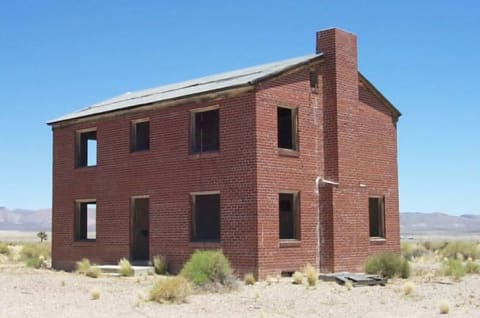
xmin=132 ymin=197 xmax=149 ymax=261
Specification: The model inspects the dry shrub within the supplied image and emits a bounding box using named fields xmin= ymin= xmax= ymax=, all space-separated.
xmin=91 ymin=288 xmax=101 ymax=300
xmin=86 ymin=266 xmax=101 ymax=278
xmin=244 ymin=273 xmax=255 ymax=285
xmin=465 ymin=260 xmax=480 ymax=274
xmin=441 ymin=241 xmax=480 ymax=260
xmin=292 ymin=271 xmax=303 ymax=285
xmin=153 ymin=255 xmax=168 ymax=275
xmin=304 ymin=263 xmax=317 ymax=287
xmin=439 ymin=302 xmax=450 ymax=314
xmin=0 ymin=243 xmax=10 ymax=255
xmin=364 ymin=253 xmax=410 ymax=278
xmin=21 ymin=243 xmax=50 ymax=268
xmin=403 ymin=281 xmax=415 ymax=295
xmin=442 ymin=259 xmax=465 ymax=280
xmin=401 ymin=242 xmax=427 ymax=261
xmin=76 ymin=258 xmax=92 ymax=274
xmin=345 ymin=280 xmax=353 ymax=290
xmin=118 ymin=258 xmax=134 ymax=277
xmin=149 ymin=276 xmax=191 ymax=304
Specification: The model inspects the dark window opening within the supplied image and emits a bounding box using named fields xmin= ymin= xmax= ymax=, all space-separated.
xmin=309 ymin=71 xmax=318 ymax=90
xmin=191 ymin=193 xmax=220 ymax=242
xmin=277 ymin=107 xmax=298 ymax=150
xmin=369 ymin=197 xmax=385 ymax=238
xmin=75 ymin=201 xmax=96 ymax=241
xmin=279 ymin=192 xmax=300 ymax=240
xmin=76 ymin=130 xmax=97 ymax=167
xmin=131 ymin=121 xmax=150 ymax=151
xmin=191 ymin=108 xmax=219 ymax=153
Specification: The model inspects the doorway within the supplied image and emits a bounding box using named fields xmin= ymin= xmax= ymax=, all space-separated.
xmin=132 ymin=197 xmax=149 ymax=261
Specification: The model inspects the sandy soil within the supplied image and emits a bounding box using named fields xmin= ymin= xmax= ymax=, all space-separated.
xmin=1 ymin=263 xmax=479 ymax=318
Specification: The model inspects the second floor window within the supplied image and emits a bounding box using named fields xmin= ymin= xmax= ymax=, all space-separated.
xmin=75 ymin=129 xmax=97 ymax=167
xmin=131 ymin=120 xmax=150 ymax=152
xmin=191 ymin=107 xmax=219 ymax=153
xmin=277 ymin=106 xmax=298 ymax=151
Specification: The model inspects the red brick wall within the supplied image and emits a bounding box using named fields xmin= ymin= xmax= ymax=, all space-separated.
xmin=52 ymin=93 xmax=259 ymax=274
xmin=51 ymin=28 xmax=400 ymax=277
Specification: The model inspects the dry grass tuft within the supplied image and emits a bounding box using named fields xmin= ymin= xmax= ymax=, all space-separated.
xmin=149 ymin=276 xmax=191 ymax=304
xmin=439 ymin=302 xmax=450 ymax=314
xmin=304 ymin=263 xmax=317 ymax=287
xmin=76 ymin=258 xmax=92 ymax=274
xmin=244 ymin=273 xmax=255 ymax=285
xmin=292 ymin=271 xmax=303 ymax=285
xmin=153 ymin=255 xmax=168 ymax=275
xmin=91 ymin=287 xmax=101 ymax=300
xmin=118 ymin=258 xmax=134 ymax=277
xmin=403 ymin=281 xmax=415 ymax=295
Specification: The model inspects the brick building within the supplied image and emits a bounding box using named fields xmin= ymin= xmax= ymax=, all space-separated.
xmin=48 ymin=28 xmax=401 ymax=278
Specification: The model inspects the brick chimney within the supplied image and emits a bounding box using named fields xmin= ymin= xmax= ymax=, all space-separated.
xmin=316 ymin=28 xmax=361 ymax=272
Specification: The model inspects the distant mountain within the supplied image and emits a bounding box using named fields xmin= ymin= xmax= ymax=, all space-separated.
xmin=0 ymin=207 xmax=51 ymax=231
xmin=1 ymin=207 xmax=479 ymax=235
xmin=400 ymin=212 xmax=480 ymax=236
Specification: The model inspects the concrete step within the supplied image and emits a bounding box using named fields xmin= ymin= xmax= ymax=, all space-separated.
xmin=95 ymin=264 xmax=155 ymax=276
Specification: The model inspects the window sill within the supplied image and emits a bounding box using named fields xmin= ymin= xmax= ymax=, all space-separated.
xmin=369 ymin=237 xmax=386 ymax=244
xmin=279 ymin=239 xmax=301 ymax=248
xmin=278 ymin=148 xmax=299 ymax=158
xmin=75 ymin=165 xmax=97 ymax=170
xmin=189 ymin=241 xmax=221 ymax=249
xmin=72 ymin=239 xmax=96 ymax=245
xmin=189 ymin=151 xmax=220 ymax=159
xmin=131 ymin=149 xmax=150 ymax=153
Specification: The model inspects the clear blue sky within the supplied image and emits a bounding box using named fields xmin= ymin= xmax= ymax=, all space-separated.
xmin=0 ymin=1 xmax=478 ymax=214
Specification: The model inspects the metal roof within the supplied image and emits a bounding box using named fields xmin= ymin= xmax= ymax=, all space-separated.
xmin=48 ymin=53 xmax=323 ymax=125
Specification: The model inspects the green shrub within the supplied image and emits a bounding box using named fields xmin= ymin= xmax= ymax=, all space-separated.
xmin=465 ymin=261 xmax=480 ymax=274
xmin=153 ymin=255 xmax=168 ymax=275
xmin=180 ymin=250 xmax=232 ymax=286
xmin=304 ymin=263 xmax=318 ymax=287
xmin=118 ymin=258 xmax=134 ymax=277
xmin=244 ymin=273 xmax=255 ymax=285
xmin=0 ymin=243 xmax=10 ymax=255
xmin=149 ymin=276 xmax=191 ymax=304
xmin=441 ymin=241 xmax=480 ymax=260
xmin=422 ymin=240 xmax=448 ymax=252
xmin=76 ymin=258 xmax=92 ymax=274
xmin=364 ymin=253 xmax=410 ymax=278
xmin=442 ymin=259 xmax=465 ymax=280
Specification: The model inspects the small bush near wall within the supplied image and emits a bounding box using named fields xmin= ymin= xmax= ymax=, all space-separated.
xmin=180 ymin=250 xmax=233 ymax=286
xmin=364 ymin=253 xmax=410 ymax=278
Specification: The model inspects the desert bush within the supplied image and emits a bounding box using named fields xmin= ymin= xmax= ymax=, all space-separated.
xmin=403 ymin=281 xmax=415 ymax=295
xmin=21 ymin=243 xmax=50 ymax=259
xmin=153 ymin=255 xmax=168 ymax=275
xmin=91 ymin=288 xmax=101 ymax=300
xmin=401 ymin=242 xmax=427 ymax=260
xmin=86 ymin=266 xmax=101 ymax=278
xmin=465 ymin=260 xmax=480 ymax=274
xmin=292 ymin=271 xmax=303 ymax=284
xmin=244 ymin=273 xmax=255 ymax=285
xmin=442 ymin=259 xmax=465 ymax=280
xmin=0 ymin=243 xmax=10 ymax=256
xmin=149 ymin=276 xmax=191 ymax=304
xmin=304 ymin=263 xmax=317 ymax=287
xmin=439 ymin=302 xmax=450 ymax=314
xmin=180 ymin=250 xmax=232 ymax=286
xmin=118 ymin=258 xmax=134 ymax=277
xmin=76 ymin=258 xmax=92 ymax=274
xmin=441 ymin=241 xmax=480 ymax=260
xmin=37 ymin=231 xmax=48 ymax=243
xmin=344 ymin=280 xmax=353 ymax=290
xmin=422 ymin=240 xmax=447 ymax=252
xmin=364 ymin=253 xmax=410 ymax=278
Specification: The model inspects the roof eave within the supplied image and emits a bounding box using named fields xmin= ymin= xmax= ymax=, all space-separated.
xmin=359 ymin=72 xmax=402 ymax=120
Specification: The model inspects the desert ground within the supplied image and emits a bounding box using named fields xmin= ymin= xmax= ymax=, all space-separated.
xmin=1 ymin=232 xmax=480 ymax=318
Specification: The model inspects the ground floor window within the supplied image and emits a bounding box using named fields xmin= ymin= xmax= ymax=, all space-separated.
xmin=279 ymin=192 xmax=300 ymax=240
xmin=191 ymin=193 xmax=220 ymax=242
xmin=369 ymin=197 xmax=385 ymax=238
xmin=74 ymin=201 xmax=96 ymax=241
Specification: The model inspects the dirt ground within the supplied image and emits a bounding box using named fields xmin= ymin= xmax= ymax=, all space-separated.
xmin=0 ymin=263 xmax=479 ymax=318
